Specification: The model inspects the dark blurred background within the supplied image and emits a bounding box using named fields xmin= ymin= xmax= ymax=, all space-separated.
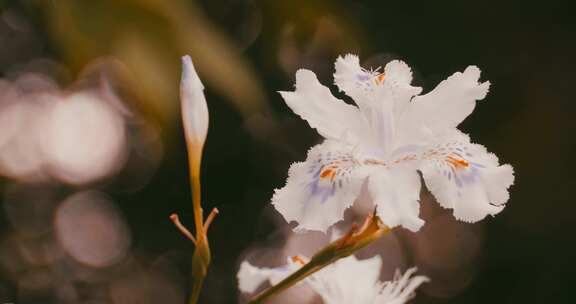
xmin=0 ymin=0 xmax=574 ymax=303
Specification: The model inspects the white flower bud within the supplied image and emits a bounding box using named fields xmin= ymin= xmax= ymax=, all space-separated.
xmin=180 ymin=55 xmax=209 ymax=147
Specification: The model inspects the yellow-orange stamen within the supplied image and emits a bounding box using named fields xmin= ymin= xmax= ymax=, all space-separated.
xmin=446 ymin=156 xmax=469 ymax=169
xmin=374 ymin=73 xmax=385 ymax=84
xmin=320 ymin=168 xmax=336 ymax=179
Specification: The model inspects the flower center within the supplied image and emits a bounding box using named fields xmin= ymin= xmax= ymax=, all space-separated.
xmin=374 ymin=73 xmax=385 ymax=85
xmin=319 ymin=167 xmax=337 ymax=180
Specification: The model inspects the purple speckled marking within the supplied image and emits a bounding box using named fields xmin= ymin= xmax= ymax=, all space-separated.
xmin=307 ymin=179 xmax=336 ymax=204
xmin=460 ymin=168 xmax=479 ymax=184
xmin=357 ymin=74 xmax=370 ymax=81
xmin=311 ymin=166 xmax=323 ymax=177
xmin=453 ymin=171 xmax=463 ymax=188
xmin=470 ymin=162 xmax=485 ymax=168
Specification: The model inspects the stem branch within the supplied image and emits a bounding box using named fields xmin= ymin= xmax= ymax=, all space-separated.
xmin=204 ymin=208 xmax=219 ymax=231
xmin=170 ymin=213 xmax=197 ymax=245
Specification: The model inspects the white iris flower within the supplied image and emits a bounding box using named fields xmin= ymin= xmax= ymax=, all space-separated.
xmin=273 ymin=54 xmax=514 ymax=232
xmin=238 ymin=255 xmax=429 ymax=304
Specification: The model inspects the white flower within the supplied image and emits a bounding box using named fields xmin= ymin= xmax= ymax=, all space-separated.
xmin=180 ymin=55 xmax=209 ymax=147
xmin=273 ymin=54 xmax=515 ymax=232
xmin=238 ymin=255 xmax=428 ymax=304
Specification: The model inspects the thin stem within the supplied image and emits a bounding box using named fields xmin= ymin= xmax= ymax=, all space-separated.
xmin=248 ymin=258 xmax=325 ymax=304
xmin=188 ymin=142 xmax=204 ymax=238
xmin=250 ymin=250 xmax=344 ymax=304
xmin=170 ymin=213 xmax=197 ymax=245
xmin=189 ymin=275 xmax=205 ymax=304
xmin=186 ymin=141 xmax=212 ymax=304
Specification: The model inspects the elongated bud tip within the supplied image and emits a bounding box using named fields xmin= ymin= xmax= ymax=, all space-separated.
xmin=181 ymin=55 xmax=204 ymax=91
xmin=180 ymin=55 xmax=209 ymax=146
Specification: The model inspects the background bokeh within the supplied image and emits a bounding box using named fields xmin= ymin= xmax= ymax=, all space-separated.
xmin=0 ymin=0 xmax=574 ymax=303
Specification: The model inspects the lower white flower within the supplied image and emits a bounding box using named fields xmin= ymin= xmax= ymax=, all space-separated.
xmin=238 ymin=255 xmax=428 ymax=304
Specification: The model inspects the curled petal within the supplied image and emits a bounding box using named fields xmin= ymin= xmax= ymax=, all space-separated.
xmin=419 ymin=131 xmax=515 ymax=222
xmin=383 ymin=60 xmax=423 ymax=116
xmin=272 ymin=140 xmax=368 ymax=232
xmin=368 ymin=167 xmax=424 ymax=232
xmin=180 ymin=55 xmax=209 ymax=146
xmin=383 ymin=60 xmax=414 ymax=87
xmin=334 ymin=54 xmax=370 ymax=103
xmin=279 ymin=69 xmax=366 ymax=144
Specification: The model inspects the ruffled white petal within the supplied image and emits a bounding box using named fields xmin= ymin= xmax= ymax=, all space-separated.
xmin=419 ymin=131 xmax=515 ymax=222
xmin=398 ymin=65 xmax=490 ymax=144
xmin=237 ymin=259 xmax=299 ymax=294
xmin=279 ymin=69 xmax=366 ymax=144
xmin=307 ymin=255 xmax=383 ymax=304
xmin=375 ymin=267 xmax=429 ymax=304
xmin=272 ymin=140 xmax=368 ymax=232
xmin=383 ymin=60 xmax=414 ymax=87
xmin=368 ymin=167 xmax=424 ymax=232
xmin=333 ymin=54 xmax=372 ymax=104
xmin=383 ymin=60 xmax=423 ymax=116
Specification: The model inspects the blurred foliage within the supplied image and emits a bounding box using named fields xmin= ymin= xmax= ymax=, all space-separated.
xmin=34 ymin=0 xmax=270 ymax=127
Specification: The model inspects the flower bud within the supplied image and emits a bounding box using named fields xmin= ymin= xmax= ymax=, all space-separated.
xmin=180 ymin=55 xmax=209 ymax=148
